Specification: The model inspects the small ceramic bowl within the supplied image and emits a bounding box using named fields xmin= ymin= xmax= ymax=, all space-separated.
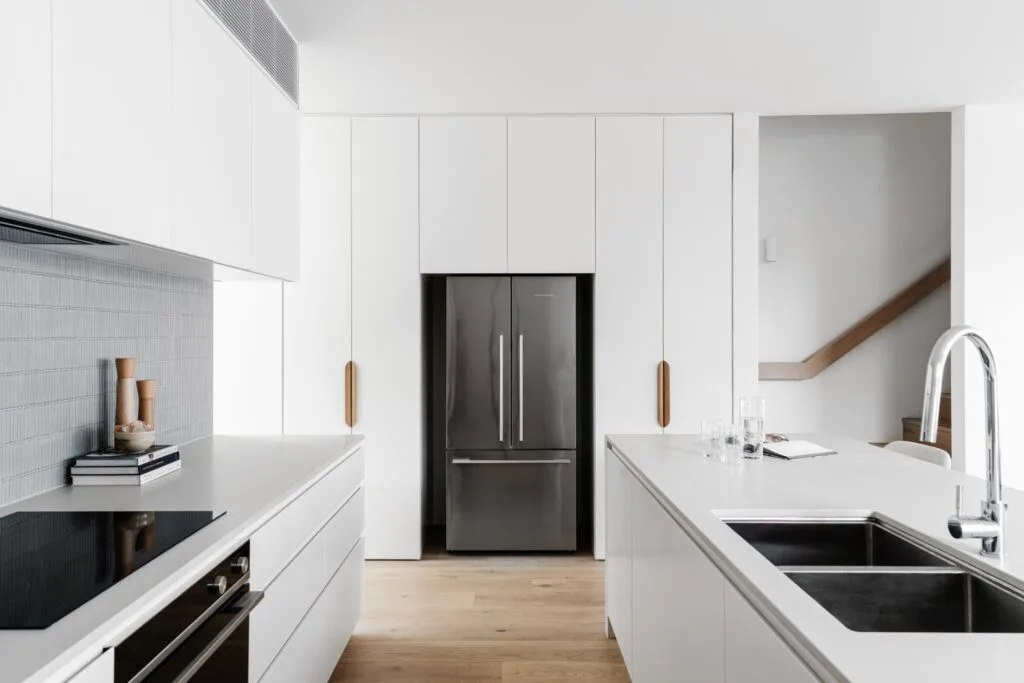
xmin=115 ymin=430 xmax=157 ymax=453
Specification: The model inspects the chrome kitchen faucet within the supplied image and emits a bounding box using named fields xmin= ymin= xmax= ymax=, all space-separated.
xmin=921 ymin=325 xmax=1006 ymax=560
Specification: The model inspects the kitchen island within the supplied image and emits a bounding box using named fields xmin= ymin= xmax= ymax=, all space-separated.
xmin=607 ymin=434 xmax=1024 ymax=683
xmin=0 ymin=434 xmax=364 ymax=683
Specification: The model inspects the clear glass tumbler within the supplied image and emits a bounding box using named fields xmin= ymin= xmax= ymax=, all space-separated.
xmin=701 ymin=419 xmax=723 ymax=459
xmin=739 ymin=396 xmax=766 ymax=460
xmin=722 ymin=424 xmax=744 ymax=465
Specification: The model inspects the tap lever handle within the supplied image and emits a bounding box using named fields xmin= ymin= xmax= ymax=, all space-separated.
xmin=955 ymin=484 xmax=964 ymax=517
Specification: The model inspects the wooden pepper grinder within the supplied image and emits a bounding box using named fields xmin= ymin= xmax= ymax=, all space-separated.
xmin=137 ymin=379 xmax=156 ymax=430
xmin=114 ymin=358 xmax=137 ymax=427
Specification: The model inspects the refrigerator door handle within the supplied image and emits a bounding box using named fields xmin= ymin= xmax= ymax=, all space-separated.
xmin=518 ymin=334 xmax=524 ymax=442
xmin=450 ymin=458 xmax=572 ymax=465
xmin=498 ymin=334 xmax=504 ymax=443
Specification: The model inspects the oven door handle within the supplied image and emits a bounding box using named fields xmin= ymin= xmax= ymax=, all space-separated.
xmin=170 ymin=590 xmax=264 ymax=683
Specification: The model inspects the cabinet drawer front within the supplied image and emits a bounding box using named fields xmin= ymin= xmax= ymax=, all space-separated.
xmin=324 ymin=487 xmax=364 ymax=576
xmin=250 ymin=531 xmax=327 ymax=681
xmin=259 ymin=538 xmax=365 ymax=683
xmin=252 ymin=447 xmax=364 ymax=588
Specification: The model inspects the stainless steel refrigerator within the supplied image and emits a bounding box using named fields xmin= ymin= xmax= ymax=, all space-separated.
xmin=445 ymin=276 xmax=577 ymax=552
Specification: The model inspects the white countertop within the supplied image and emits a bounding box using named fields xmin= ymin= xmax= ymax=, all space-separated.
xmin=0 ymin=434 xmax=364 ymax=683
xmin=608 ymin=433 xmax=1024 ymax=683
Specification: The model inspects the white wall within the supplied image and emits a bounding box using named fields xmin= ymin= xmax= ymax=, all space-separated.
xmin=759 ymin=114 xmax=951 ymax=442
xmin=952 ymin=106 xmax=1024 ymax=484
xmin=213 ymin=276 xmax=283 ymax=435
xmin=282 ymin=0 xmax=1024 ymax=116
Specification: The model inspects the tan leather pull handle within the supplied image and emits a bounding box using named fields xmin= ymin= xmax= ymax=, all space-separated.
xmin=657 ymin=361 xmax=670 ymax=428
xmin=345 ymin=361 xmax=357 ymax=428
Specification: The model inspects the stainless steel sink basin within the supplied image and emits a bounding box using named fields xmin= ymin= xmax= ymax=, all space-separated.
xmin=723 ymin=516 xmax=1024 ymax=633
xmin=725 ymin=518 xmax=950 ymax=567
xmin=787 ymin=570 xmax=1024 ymax=632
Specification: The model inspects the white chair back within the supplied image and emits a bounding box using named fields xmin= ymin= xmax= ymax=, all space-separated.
xmin=884 ymin=440 xmax=951 ymax=469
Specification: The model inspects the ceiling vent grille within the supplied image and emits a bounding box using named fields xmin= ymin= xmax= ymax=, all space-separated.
xmin=201 ymin=0 xmax=298 ymax=104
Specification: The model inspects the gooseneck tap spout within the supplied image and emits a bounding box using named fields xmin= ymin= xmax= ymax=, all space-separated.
xmin=921 ymin=325 xmax=1005 ymax=559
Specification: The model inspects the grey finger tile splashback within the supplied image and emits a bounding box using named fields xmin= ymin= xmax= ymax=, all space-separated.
xmin=0 ymin=241 xmax=213 ymax=505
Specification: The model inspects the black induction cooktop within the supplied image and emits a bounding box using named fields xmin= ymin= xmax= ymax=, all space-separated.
xmin=0 ymin=509 xmax=224 ymax=629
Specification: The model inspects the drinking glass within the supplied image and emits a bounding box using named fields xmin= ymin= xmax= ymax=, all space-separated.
xmin=739 ymin=396 xmax=766 ymax=460
xmin=701 ymin=419 xmax=723 ymax=459
xmin=722 ymin=424 xmax=744 ymax=464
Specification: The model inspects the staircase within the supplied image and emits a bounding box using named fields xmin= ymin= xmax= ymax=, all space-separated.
xmin=901 ymin=392 xmax=951 ymax=454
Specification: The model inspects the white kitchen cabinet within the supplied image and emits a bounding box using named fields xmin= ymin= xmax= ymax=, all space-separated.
xmin=259 ymin=538 xmax=364 ymax=683
xmin=604 ymin=448 xmax=634 ymax=676
xmin=507 ymin=117 xmax=595 ymax=273
xmin=52 ymin=0 xmax=172 ymax=247
xmin=352 ymin=117 xmax=422 ymax=560
xmin=284 ymin=117 xmax=352 ymax=435
xmin=0 ymin=0 xmax=51 ymax=218
xmin=631 ymin=472 xmax=725 ymax=683
xmin=65 ymin=649 xmax=113 ymax=683
xmin=725 ymin=583 xmax=818 ymax=683
xmin=170 ymin=0 xmax=251 ymax=268
xmin=593 ymin=117 xmax=665 ymax=558
xmin=663 ymin=115 xmax=733 ymax=432
xmin=420 ymin=117 xmax=507 ymax=273
xmin=251 ymin=66 xmax=299 ymax=280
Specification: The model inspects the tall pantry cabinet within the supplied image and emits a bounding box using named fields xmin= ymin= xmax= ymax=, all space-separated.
xmin=593 ymin=115 xmax=733 ymax=558
xmin=288 ymin=117 xmax=422 ymax=560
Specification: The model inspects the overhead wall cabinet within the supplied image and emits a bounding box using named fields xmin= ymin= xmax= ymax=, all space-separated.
xmin=419 ymin=117 xmax=507 ymax=273
xmin=52 ymin=0 xmax=172 ymax=247
xmin=251 ymin=65 xmax=301 ymax=280
xmin=0 ymin=0 xmax=52 ymax=218
xmin=507 ymin=117 xmax=596 ymax=273
xmin=3 ymin=0 xmax=299 ymax=279
xmin=170 ymin=0 xmax=252 ymax=268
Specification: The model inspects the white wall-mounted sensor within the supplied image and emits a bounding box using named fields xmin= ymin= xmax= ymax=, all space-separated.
xmin=764 ymin=236 xmax=778 ymax=263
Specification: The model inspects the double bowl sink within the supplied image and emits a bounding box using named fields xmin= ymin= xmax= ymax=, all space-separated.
xmin=725 ymin=518 xmax=1024 ymax=633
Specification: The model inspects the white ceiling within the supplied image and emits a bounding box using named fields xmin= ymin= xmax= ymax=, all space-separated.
xmin=269 ymin=0 xmax=1024 ymax=115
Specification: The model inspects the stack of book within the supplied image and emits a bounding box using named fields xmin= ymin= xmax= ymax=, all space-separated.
xmin=71 ymin=445 xmax=181 ymax=486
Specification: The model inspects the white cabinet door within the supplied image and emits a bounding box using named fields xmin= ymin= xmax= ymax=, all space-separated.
xmin=52 ymin=0 xmax=171 ymax=246
xmin=352 ymin=117 xmax=422 ymax=560
xmin=284 ymin=117 xmax=351 ymax=435
xmin=258 ymin=538 xmax=365 ymax=683
xmin=632 ymin=479 xmax=724 ymax=683
xmin=251 ymin=66 xmax=299 ymax=280
xmin=420 ymin=117 xmax=507 ymax=273
xmin=594 ymin=116 xmax=664 ymax=558
xmin=725 ymin=583 xmax=818 ymax=683
xmin=507 ymin=117 xmax=595 ymax=273
xmin=605 ymin=448 xmax=634 ymax=676
xmin=171 ymin=0 xmax=251 ymax=268
xmin=663 ymin=116 xmax=733 ymax=433
xmin=0 ymin=0 xmax=51 ymax=217
xmin=66 ymin=649 xmax=113 ymax=683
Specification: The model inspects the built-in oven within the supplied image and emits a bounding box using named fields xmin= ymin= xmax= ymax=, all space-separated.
xmin=115 ymin=542 xmax=262 ymax=683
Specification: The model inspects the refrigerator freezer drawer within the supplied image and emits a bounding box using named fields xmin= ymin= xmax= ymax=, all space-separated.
xmin=446 ymin=451 xmax=577 ymax=552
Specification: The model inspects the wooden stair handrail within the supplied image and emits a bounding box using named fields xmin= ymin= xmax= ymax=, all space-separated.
xmin=760 ymin=259 xmax=951 ymax=381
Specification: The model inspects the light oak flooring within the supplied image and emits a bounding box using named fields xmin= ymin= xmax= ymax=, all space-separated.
xmin=330 ymin=552 xmax=629 ymax=682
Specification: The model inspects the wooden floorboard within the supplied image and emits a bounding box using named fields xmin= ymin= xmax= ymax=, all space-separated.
xmin=330 ymin=552 xmax=629 ymax=682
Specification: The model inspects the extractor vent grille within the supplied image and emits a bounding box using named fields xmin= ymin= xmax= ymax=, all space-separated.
xmin=200 ymin=0 xmax=298 ymax=104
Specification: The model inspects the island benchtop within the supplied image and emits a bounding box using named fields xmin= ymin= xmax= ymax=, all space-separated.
xmin=0 ymin=434 xmax=364 ymax=683
xmin=607 ymin=433 xmax=1024 ymax=683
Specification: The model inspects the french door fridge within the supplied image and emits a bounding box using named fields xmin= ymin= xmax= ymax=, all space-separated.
xmin=445 ymin=276 xmax=577 ymax=551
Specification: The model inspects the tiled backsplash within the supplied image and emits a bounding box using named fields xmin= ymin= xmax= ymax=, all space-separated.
xmin=0 ymin=241 xmax=213 ymax=505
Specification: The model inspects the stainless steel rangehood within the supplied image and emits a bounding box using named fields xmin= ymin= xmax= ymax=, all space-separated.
xmin=0 ymin=206 xmax=120 ymax=245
